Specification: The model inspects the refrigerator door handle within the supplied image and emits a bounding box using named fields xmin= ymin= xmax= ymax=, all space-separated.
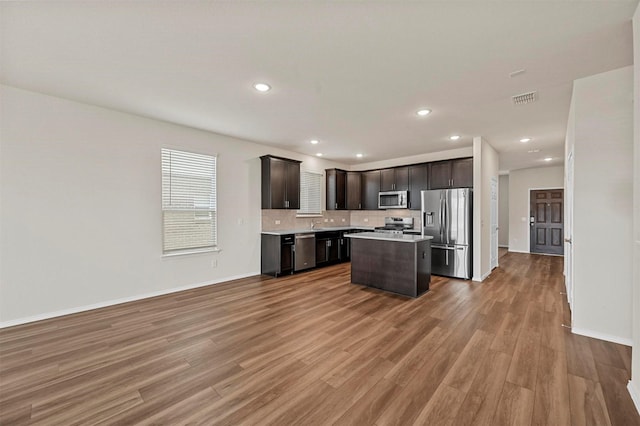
xmin=444 ymin=195 xmax=448 ymax=244
xmin=431 ymin=244 xmax=456 ymax=250
xmin=439 ymin=192 xmax=444 ymax=241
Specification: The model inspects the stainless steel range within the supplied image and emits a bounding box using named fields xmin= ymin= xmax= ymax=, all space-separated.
xmin=374 ymin=217 xmax=414 ymax=235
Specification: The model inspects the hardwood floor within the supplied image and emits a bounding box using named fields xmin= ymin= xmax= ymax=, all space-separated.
xmin=1 ymin=253 xmax=638 ymax=425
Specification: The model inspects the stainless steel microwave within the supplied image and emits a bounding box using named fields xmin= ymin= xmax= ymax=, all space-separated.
xmin=378 ymin=190 xmax=408 ymax=209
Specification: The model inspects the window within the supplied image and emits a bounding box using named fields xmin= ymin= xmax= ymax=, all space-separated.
xmin=161 ymin=149 xmax=217 ymax=254
xmin=299 ymin=170 xmax=322 ymax=215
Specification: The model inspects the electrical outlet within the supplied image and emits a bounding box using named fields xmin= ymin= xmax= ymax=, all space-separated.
xmin=341 ymin=218 xmax=345 ymax=222
xmin=330 ymin=219 xmax=334 ymax=222
xmin=211 ymin=259 xmax=217 ymax=268
xmin=364 ymin=218 xmax=369 ymax=222
xmin=324 ymin=219 xmax=328 ymax=222
xmin=275 ymin=220 xmax=281 ymax=225
xmin=237 ymin=218 xmax=244 ymax=225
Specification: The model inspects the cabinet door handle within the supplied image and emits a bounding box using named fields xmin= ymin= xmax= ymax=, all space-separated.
xmin=359 ymin=203 xmax=361 ymax=209
xmin=335 ymin=203 xmax=338 ymax=209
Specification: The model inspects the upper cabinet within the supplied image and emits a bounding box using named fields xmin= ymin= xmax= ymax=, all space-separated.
xmin=361 ymin=170 xmax=381 ymax=210
xmin=326 ymin=169 xmax=347 ymax=210
xmin=408 ymin=164 xmax=428 ymax=210
xmin=261 ymin=155 xmax=301 ymax=209
xmin=346 ymin=172 xmax=362 ymax=210
xmin=380 ymin=166 xmax=409 ymax=191
xmin=324 ymin=157 xmax=472 ymax=211
xmin=429 ymin=158 xmax=473 ymax=189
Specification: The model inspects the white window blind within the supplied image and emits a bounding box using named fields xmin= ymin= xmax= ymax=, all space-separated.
xmin=299 ymin=170 xmax=322 ymax=215
xmin=161 ymin=149 xmax=217 ymax=254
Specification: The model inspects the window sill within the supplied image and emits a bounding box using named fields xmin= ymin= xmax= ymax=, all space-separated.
xmin=162 ymin=247 xmax=221 ymax=257
xmin=296 ymin=213 xmax=324 ymax=218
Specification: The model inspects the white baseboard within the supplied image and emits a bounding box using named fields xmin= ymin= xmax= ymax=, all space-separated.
xmin=0 ymin=271 xmax=261 ymax=329
xmin=571 ymin=327 xmax=633 ymax=346
xmin=508 ymin=249 xmax=530 ymax=254
xmin=472 ymin=270 xmax=492 ymax=282
xmin=629 ymin=381 xmax=640 ymax=416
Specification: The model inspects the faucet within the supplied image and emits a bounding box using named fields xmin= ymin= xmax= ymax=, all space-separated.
xmin=310 ymin=221 xmax=315 ymax=229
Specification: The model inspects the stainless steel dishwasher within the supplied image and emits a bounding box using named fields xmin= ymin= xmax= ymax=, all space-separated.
xmin=294 ymin=233 xmax=316 ymax=271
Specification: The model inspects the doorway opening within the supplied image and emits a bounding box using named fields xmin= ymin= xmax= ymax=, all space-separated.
xmin=530 ymin=189 xmax=564 ymax=255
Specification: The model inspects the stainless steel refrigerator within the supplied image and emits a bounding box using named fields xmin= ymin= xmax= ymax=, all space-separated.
xmin=421 ymin=188 xmax=472 ymax=279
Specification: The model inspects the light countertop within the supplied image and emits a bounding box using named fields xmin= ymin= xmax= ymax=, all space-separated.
xmin=261 ymin=226 xmax=374 ymax=236
xmin=344 ymin=232 xmax=433 ymax=243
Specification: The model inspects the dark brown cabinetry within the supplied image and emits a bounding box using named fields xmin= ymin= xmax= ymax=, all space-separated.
xmin=326 ymin=169 xmax=347 ymax=210
xmin=429 ymin=158 xmax=473 ymax=189
xmin=346 ymin=172 xmax=362 ymax=210
xmin=316 ymin=231 xmax=340 ymax=265
xmin=323 ymin=157 xmax=472 ymax=211
xmin=361 ymin=170 xmax=381 ymax=210
xmin=261 ymin=234 xmax=294 ymax=277
xmin=261 ymin=155 xmax=301 ymax=209
xmin=380 ymin=167 xmax=409 ymax=191
xmin=408 ymin=164 xmax=429 ymax=210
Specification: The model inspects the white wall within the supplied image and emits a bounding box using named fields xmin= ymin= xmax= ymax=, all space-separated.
xmin=498 ymin=174 xmax=509 ymax=247
xmin=568 ymin=66 xmax=634 ymax=345
xmin=630 ymin=2 xmax=640 ymax=413
xmin=0 ymin=85 xmax=348 ymax=325
xmin=508 ymin=166 xmax=564 ymax=253
xmin=472 ymin=136 xmax=499 ymax=281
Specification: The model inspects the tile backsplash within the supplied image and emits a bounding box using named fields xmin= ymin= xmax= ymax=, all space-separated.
xmin=261 ymin=210 xmax=350 ymax=231
xmin=261 ymin=209 xmax=421 ymax=231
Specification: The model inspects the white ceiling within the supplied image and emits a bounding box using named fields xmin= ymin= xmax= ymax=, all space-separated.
xmin=1 ymin=1 xmax=637 ymax=171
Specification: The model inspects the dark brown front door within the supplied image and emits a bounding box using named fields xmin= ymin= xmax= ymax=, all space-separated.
xmin=530 ymin=189 xmax=564 ymax=255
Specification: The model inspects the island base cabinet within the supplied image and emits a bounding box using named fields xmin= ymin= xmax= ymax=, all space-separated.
xmin=349 ymin=238 xmax=431 ymax=297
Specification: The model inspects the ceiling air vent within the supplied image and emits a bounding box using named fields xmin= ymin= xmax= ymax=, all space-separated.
xmin=512 ymin=91 xmax=537 ymax=105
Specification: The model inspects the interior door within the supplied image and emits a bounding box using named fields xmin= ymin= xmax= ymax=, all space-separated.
xmin=530 ymin=189 xmax=564 ymax=255
xmin=490 ymin=176 xmax=498 ymax=269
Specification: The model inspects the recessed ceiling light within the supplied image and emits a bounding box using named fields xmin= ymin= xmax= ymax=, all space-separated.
xmin=356 ymin=153 xmax=363 ymax=158
xmin=449 ymin=135 xmax=461 ymax=141
xmin=520 ymin=138 xmax=531 ymax=143
xmin=416 ymin=109 xmax=431 ymax=116
xmin=528 ymin=149 xmax=540 ymax=153
xmin=316 ymin=153 xmax=323 ymax=157
xmin=544 ymin=157 xmax=553 ymax=162
xmin=253 ymin=83 xmax=271 ymax=92
xmin=310 ymin=139 xmax=319 ymax=145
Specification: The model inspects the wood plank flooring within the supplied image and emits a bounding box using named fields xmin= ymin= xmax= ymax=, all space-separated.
xmin=1 ymin=252 xmax=639 ymax=425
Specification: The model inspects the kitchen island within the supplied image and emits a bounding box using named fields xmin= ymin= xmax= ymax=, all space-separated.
xmin=344 ymin=232 xmax=433 ymax=298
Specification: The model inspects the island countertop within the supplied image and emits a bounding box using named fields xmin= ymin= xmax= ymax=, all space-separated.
xmin=344 ymin=232 xmax=433 ymax=243
xmin=261 ymin=226 xmax=374 ymax=236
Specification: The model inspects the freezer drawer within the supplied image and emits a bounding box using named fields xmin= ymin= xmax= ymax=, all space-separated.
xmin=431 ymin=244 xmax=470 ymax=279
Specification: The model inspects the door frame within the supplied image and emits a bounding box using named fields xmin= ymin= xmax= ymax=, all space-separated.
xmin=564 ymin=150 xmax=574 ymax=316
xmin=490 ymin=176 xmax=499 ymax=270
xmin=527 ymin=187 xmax=565 ymax=255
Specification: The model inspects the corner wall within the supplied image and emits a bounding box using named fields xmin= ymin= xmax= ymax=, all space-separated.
xmin=472 ymin=136 xmax=499 ymax=281
xmin=498 ymin=175 xmax=509 ymax=247
xmin=569 ymin=66 xmax=634 ymax=345
xmin=629 ymin=1 xmax=640 ymax=414
xmin=507 ymin=166 xmax=564 ymax=253
xmin=0 ymin=85 xmax=348 ymax=325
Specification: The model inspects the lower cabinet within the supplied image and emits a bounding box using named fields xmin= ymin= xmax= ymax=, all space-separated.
xmin=261 ymin=234 xmax=295 ymax=277
xmin=262 ymin=229 xmax=371 ymax=277
xmin=316 ymin=231 xmax=340 ymax=265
